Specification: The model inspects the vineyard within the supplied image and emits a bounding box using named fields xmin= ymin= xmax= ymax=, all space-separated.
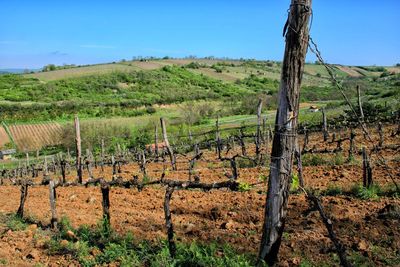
xmin=1 ymin=122 xmax=62 ymax=151
xmin=0 ymin=115 xmax=399 ymax=266
xmin=0 ymin=1 xmax=399 ymax=266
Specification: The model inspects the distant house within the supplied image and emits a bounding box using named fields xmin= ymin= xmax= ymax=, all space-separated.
xmin=0 ymin=149 xmax=16 ymax=160
xmin=309 ymin=105 xmax=319 ymax=112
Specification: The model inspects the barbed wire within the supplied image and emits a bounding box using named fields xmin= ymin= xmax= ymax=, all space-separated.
xmin=308 ymin=36 xmax=399 ymax=192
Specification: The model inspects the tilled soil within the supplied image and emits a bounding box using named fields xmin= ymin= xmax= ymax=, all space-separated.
xmin=0 ymin=124 xmax=399 ymax=266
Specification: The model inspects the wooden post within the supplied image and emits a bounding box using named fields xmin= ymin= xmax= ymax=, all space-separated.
xmin=160 ymin=118 xmax=176 ymax=170
xmin=295 ymin=141 xmax=304 ymax=187
xmin=262 ymin=117 xmax=267 ymax=144
xmin=215 ymin=117 xmax=221 ymax=158
xmin=302 ymin=127 xmax=309 ymax=152
xmin=17 ymin=183 xmax=29 ymax=218
xmin=362 ymin=147 xmax=373 ymax=188
xmin=141 ymin=150 xmax=147 ymax=175
xmin=239 ymin=127 xmax=246 ymax=156
xmin=256 ymin=99 xmax=263 ymax=161
xmin=322 ymin=107 xmax=328 ymax=142
xmin=164 ymin=186 xmax=176 ymax=258
xmin=258 ymin=1 xmax=312 ymax=265
xmin=154 ymin=125 xmax=159 ymax=161
xmin=357 ymin=85 xmax=364 ymax=120
xmin=101 ymin=181 xmax=111 ymax=231
xmin=49 ymin=180 xmax=58 ymax=229
xmin=74 ymin=115 xmax=83 ymax=184
xmin=378 ymin=122 xmax=384 ymax=148
xmin=101 ymin=139 xmax=105 ymax=173
xmin=111 ymin=155 xmax=116 ymax=178
xmin=60 ymin=159 xmax=66 ymax=184
xmin=348 ymin=128 xmax=356 ymax=162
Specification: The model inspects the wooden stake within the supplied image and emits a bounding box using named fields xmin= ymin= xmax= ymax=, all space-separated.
xmin=362 ymin=147 xmax=373 ymax=188
xmin=256 ymin=99 xmax=263 ymax=161
xmin=17 ymin=183 xmax=29 ymax=218
xmin=160 ymin=118 xmax=176 ymax=170
xmin=357 ymin=85 xmax=364 ymax=120
xmin=74 ymin=115 xmax=83 ymax=183
xmin=258 ymin=1 xmax=312 ymax=265
xmin=49 ymin=180 xmax=58 ymax=229
xmin=101 ymin=181 xmax=111 ymax=231
xmin=164 ymin=186 xmax=176 ymax=258
xmin=322 ymin=107 xmax=328 ymax=142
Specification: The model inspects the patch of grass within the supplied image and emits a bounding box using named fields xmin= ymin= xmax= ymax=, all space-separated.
xmin=371 ymin=245 xmax=400 ymax=266
xmin=291 ymin=173 xmax=299 ymax=192
xmin=322 ymin=185 xmax=343 ymax=196
xmin=5 ymin=214 xmax=28 ymax=231
xmin=237 ymin=157 xmax=257 ymax=168
xmin=302 ymin=154 xmax=327 ymax=166
xmin=350 ymin=184 xmax=381 ymax=200
xmin=238 ymin=182 xmax=252 ymax=192
xmin=348 ymin=251 xmax=374 ymax=267
xmin=46 ymin=217 xmax=261 ymax=267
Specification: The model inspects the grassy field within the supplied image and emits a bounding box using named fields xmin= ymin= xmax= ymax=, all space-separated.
xmin=0 ymin=58 xmax=399 ymax=152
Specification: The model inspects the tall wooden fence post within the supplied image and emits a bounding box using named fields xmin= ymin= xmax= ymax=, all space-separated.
xmin=322 ymin=107 xmax=328 ymax=142
xmin=74 ymin=115 xmax=83 ymax=184
xmin=256 ymin=99 xmax=263 ymax=162
xmin=49 ymin=180 xmax=58 ymax=229
xmin=362 ymin=147 xmax=373 ymax=188
xmin=258 ymin=0 xmax=312 ymax=265
xmin=357 ymin=85 xmax=364 ymax=120
xmin=164 ymin=186 xmax=176 ymax=258
xmin=160 ymin=118 xmax=176 ymax=170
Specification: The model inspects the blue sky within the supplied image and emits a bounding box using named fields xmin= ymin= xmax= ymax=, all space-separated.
xmin=0 ymin=0 xmax=399 ymax=68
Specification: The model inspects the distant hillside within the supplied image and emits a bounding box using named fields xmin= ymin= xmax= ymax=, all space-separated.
xmin=0 ymin=68 xmax=39 ymax=74
xmin=0 ymin=59 xmax=398 ymax=122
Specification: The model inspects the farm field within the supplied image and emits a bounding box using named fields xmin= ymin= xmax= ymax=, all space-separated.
xmin=7 ymin=123 xmax=62 ymax=151
xmin=0 ymin=126 xmax=11 ymax=148
xmin=0 ymin=124 xmax=399 ymax=266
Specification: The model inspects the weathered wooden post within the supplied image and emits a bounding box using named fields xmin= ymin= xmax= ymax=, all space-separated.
xmin=160 ymin=118 xmax=176 ymax=170
xmin=215 ymin=117 xmax=221 ymax=158
xmin=17 ymin=182 xmax=29 ymax=218
xmin=49 ymin=180 xmax=58 ymax=229
xmin=295 ymin=141 xmax=304 ymax=187
xmin=154 ymin=125 xmax=159 ymax=161
xmin=239 ymin=127 xmax=246 ymax=156
xmin=256 ymin=99 xmax=263 ymax=162
xmin=100 ymin=139 xmax=105 ymax=173
xmin=362 ymin=147 xmax=373 ymax=188
xmin=378 ymin=122 xmax=384 ymax=148
xmin=322 ymin=107 xmax=328 ymax=142
xmin=357 ymin=85 xmax=364 ymax=120
xmin=302 ymin=127 xmax=309 ymax=152
xmin=74 ymin=115 xmax=83 ymax=183
xmin=348 ymin=128 xmax=356 ymax=162
xmin=164 ymin=186 xmax=176 ymax=258
xmin=258 ymin=0 xmax=312 ymax=265
xmin=101 ymin=180 xmax=111 ymax=231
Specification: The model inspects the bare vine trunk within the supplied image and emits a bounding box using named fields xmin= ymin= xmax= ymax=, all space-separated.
xmin=258 ymin=1 xmax=312 ymax=265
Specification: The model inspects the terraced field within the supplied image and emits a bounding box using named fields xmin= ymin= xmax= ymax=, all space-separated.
xmin=8 ymin=123 xmax=62 ymax=151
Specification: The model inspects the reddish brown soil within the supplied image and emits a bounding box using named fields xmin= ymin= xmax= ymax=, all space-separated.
xmin=0 ymin=124 xmax=399 ymax=266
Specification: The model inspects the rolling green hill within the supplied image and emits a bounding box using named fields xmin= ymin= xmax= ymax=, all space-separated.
xmin=0 ymin=59 xmax=399 ymax=123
